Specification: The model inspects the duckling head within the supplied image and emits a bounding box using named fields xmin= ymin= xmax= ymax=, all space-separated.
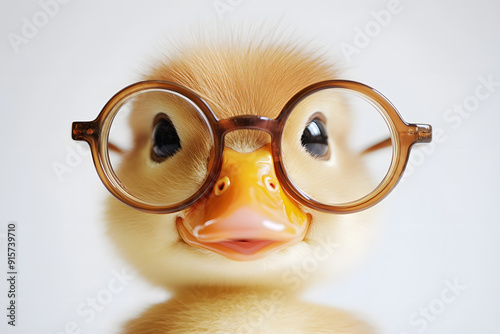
xmin=105 ymin=35 xmax=379 ymax=291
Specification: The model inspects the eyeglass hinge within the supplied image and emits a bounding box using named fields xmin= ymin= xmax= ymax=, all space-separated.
xmin=408 ymin=124 xmax=432 ymax=143
xmin=72 ymin=121 xmax=98 ymax=141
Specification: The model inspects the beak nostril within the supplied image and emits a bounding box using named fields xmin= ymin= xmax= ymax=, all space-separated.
xmin=264 ymin=176 xmax=279 ymax=193
xmin=214 ymin=176 xmax=230 ymax=196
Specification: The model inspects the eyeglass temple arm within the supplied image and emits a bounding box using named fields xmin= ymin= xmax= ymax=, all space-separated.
xmin=108 ymin=142 xmax=125 ymax=154
xmin=361 ymin=124 xmax=432 ymax=155
xmin=361 ymin=137 xmax=392 ymax=155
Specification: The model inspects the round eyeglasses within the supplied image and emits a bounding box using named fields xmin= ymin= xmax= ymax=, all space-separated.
xmin=72 ymin=80 xmax=432 ymax=214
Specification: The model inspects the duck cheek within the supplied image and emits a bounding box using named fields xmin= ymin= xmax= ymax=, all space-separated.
xmin=176 ymin=144 xmax=311 ymax=261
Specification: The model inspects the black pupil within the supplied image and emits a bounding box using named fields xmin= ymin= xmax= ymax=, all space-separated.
xmin=152 ymin=116 xmax=181 ymax=161
xmin=301 ymin=117 xmax=328 ymax=157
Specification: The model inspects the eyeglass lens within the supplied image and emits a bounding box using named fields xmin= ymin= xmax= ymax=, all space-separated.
xmin=107 ymin=90 xmax=214 ymax=206
xmin=281 ymin=88 xmax=393 ymax=205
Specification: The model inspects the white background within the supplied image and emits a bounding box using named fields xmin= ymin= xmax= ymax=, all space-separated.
xmin=1 ymin=0 xmax=499 ymax=333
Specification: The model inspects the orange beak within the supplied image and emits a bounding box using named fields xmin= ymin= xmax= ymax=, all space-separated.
xmin=176 ymin=144 xmax=310 ymax=261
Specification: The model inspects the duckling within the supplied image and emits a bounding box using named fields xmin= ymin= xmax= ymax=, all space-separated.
xmin=103 ymin=34 xmax=384 ymax=334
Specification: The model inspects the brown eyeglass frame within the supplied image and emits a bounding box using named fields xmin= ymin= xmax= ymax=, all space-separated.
xmin=72 ymin=80 xmax=432 ymax=214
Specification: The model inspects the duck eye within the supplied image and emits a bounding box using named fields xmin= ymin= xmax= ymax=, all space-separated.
xmin=151 ymin=114 xmax=181 ymax=162
xmin=301 ymin=117 xmax=329 ymax=158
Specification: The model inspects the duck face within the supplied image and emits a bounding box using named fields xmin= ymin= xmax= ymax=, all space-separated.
xmin=105 ymin=44 xmax=377 ymax=288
